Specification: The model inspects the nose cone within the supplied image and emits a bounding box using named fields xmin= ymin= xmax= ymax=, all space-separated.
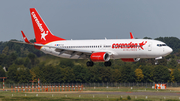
xmin=162 ymin=46 xmax=173 ymax=56
xmin=166 ymin=47 xmax=173 ymax=55
xmin=168 ymin=47 xmax=173 ymax=54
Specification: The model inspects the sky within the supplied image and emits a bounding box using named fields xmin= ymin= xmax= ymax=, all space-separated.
xmin=0 ymin=0 xmax=180 ymax=41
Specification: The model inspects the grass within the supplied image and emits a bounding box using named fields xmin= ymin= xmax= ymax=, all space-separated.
xmin=1 ymin=93 xmax=180 ymax=101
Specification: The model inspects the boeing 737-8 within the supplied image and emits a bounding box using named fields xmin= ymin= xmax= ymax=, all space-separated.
xmin=12 ymin=8 xmax=173 ymax=66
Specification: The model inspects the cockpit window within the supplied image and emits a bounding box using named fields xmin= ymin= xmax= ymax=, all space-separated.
xmin=157 ymin=44 xmax=167 ymax=47
xmin=162 ymin=44 xmax=167 ymax=46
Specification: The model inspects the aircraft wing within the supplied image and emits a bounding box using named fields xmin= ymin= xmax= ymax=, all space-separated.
xmin=11 ymin=39 xmax=93 ymax=58
xmin=10 ymin=40 xmax=34 ymax=45
xmin=10 ymin=31 xmax=34 ymax=45
xmin=36 ymin=43 xmax=92 ymax=56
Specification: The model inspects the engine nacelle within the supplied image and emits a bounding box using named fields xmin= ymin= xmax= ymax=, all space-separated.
xmin=121 ymin=58 xmax=140 ymax=62
xmin=90 ymin=52 xmax=110 ymax=62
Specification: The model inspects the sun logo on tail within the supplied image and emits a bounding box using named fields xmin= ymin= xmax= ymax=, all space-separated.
xmin=41 ymin=31 xmax=48 ymax=40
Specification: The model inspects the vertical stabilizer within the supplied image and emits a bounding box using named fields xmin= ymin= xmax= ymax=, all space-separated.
xmin=30 ymin=8 xmax=65 ymax=44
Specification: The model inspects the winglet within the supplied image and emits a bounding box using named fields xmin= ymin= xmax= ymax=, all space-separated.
xmin=21 ymin=30 xmax=42 ymax=50
xmin=130 ymin=32 xmax=134 ymax=39
xmin=21 ymin=31 xmax=30 ymax=43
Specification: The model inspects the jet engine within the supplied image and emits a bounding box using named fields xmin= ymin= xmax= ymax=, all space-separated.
xmin=121 ymin=58 xmax=140 ymax=62
xmin=90 ymin=52 xmax=110 ymax=62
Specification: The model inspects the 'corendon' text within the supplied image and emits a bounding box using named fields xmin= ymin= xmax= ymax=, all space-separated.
xmin=112 ymin=41 xmax=147 ymax=50
xmin=31 ymin=12 xmax=44 ymax=33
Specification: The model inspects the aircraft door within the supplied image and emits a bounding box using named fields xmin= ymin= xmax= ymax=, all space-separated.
xmin=100 ymin=45 xmax=103 ymax=50
xmin=163 ymin=47 xmax=165 ymax=52
xmin=148 ymin=42 xmax=152 ymax=51
xmin=101 ymin=45 xmax=106 ymax=50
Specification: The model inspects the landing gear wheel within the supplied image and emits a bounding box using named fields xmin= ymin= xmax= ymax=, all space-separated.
xmin=155 ymin=60 xmax=158 ymax=65
xmin=86 ymin=61 xmax=94 ymax=67
xmin=104 ymin=61 xmax=111 ymax=66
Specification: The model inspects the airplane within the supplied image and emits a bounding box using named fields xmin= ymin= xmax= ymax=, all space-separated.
xmin=11 ymin=8 xmax=173 ymax=67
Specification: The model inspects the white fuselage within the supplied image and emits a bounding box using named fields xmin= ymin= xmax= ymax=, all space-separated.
xmin=40 ymin=39 xmax=172 ymax=60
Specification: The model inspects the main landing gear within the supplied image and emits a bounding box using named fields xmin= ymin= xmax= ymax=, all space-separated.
xmin=86 ymin=61 xmax=94 ymax=67
xmin=104 ymin=61 xmax=111 ymax=67
xmin=86 ymin=61 xmax=111 ymax=67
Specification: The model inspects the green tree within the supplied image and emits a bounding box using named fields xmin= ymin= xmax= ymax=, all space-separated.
xmin=87 ymin=66 xmax=100 ymax=83
xmin=42 ymin=65 xmax=56 ymax=83
xmin=136 ymin=59 xmax=147 ymax=66
xmin=0 ymin=66 xmax=6 ymax=82
xmin=59 ymin=59 xmax=74 ymax=68
xmin=16 ymin=67 xmax=31 ymax=83
xmin=7 ymin=64 xmax=18 ymax=82
xmin=28 ymin=53 xmax=36 ymax=65
xmin=143 ymin=37 xmax=152 ymax=39
xmin=2 ymin=46 xmax=9 ymax=55
xmin=60 ymin=67 xmax=75 ymax=83
xmin=73 ymin=65 xmax=89 ymax=83
xmin=98 ymin=66 xmax=112 ymax=83
xmin=3 ymin=53 xmax=17 ymax=67
xmin=24 ymin=57 xmax=31 ymax=68
xmin=168 ymin=59 xmax=178 ymax=68
xmin=7 ymin=64 xmax=31 ymax=83
xmin=27 ymin=53 xmax=39 ymax=68
xmin=140 ymin=65 xmax=154 ymax=82
xmin=15 ymin=58 xmax=24 ymax=65
xmin=173 ymin=68 xmax=180 ymax=82
xmin=120 ymin=65 xmax=135 ymax=82
xmin=158 ymin=58 xmax=167 ymax=66
xmin=153 ymin=65 xmax=170 ymax=83
xmin=111 ymin=69 xmax=121 ymax=82
xmin=0 ymin=54 xmax=6 ymax=65
xmin=53 ymin=67 xmax=62 ymax=83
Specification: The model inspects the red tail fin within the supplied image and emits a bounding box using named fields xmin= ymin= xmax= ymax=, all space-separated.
xmin=30 ymin=8 xmax=65 ymax=44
